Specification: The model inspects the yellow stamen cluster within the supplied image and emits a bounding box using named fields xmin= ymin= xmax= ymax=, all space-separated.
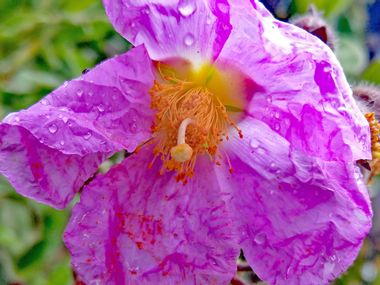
xmin=149 ymin=73 xmax=242 ymax=183
xmin=365 ymin=112 xmax=380 ymax=183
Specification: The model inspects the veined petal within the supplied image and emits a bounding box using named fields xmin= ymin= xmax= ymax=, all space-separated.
xmin=0 ymin=46 xmax=154 ymax=209
xmin=64 ymin=147 xmax=239 ymax=285
xmin=0 ymin=124 xmax=102 ymax=209
xmin=218 ymin=117 xmax=372 ymax=285
xmin=103 ymin=0 xmax=232 ymax=64
xmin=217 ymin=0 xmax=370 ymax=162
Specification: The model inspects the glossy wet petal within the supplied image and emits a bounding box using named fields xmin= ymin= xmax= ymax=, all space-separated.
xmin=0 ymin=124 xmax=102 ymax=209
xmin=218 ymin=117 xmax=372 ymax=285
xmin=217 ymin=0 xmax=370 ymax=162
xmin=103 ymin=0 xmax=232 ymax=64
xmin=64 ymin=147 xmax=239 ymax=284
xmin=0 ymin=46 xmax=154 ymax=208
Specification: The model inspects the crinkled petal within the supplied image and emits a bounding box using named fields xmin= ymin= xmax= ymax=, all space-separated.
xmin=0 ymin=124 xmax=102 ymax=208
xmin=64 ymin=147 xmax=239 ymax=285
xmin=217 ymin=0 xmax=370 ymax=162
xmin=0 ymin=46 xmax=154 ymax=209
xmin=103 ymin=0 xmax=232 ymax=64
xmin=218 ymin=117 xmax=372 ymax=285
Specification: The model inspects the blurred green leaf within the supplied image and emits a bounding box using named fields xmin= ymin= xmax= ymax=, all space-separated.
xmin=362 ymin=61 xmax=380 ymax=85
xmin=335 ymin=36 xmax=368 ymax=78
xmin=291 ymin=0 xmax=354 ymax=17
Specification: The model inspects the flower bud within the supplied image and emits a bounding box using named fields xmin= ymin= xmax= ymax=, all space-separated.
xmin=290 ymin=5 xmax=335 ymax=50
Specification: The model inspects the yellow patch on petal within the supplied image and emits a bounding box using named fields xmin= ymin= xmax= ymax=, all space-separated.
xmin=149 ymin=61 xmax=245 ymax=183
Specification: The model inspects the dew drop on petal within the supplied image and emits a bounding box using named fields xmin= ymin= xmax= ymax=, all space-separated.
xmin=254 ymin=232 xmax=266 ymax=244
xmin=184 ymin=33 xmax=195 ymax=47
xmin=62 ymin=117 xmax=69 ymax=124
xmin=178 ymin=1 xmax=196 ymax=17
xmin=97 ymin=104 xmax=105 ymax=112
xmin=41 ymin=99 xmax=49 ymax=105
xmin=129 ymin=122 xmax=138 ymax=133
xmin=77 ymin=90 xmax=83 ymax=97
xmin=217 ymin=2 xmax=229 ymax=14
xmin=48 ymin=124 xmax=58 ymax=134
xmin=84 ymin=131 xmax=92 ymax=140
xmin=250 ymin=138 xmax=260 ymax=149
xmin=60 ymin=140 xmax=65 ymax=146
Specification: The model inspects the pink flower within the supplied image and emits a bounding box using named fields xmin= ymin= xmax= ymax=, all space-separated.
xmin=0 ymin=1 xmax=373 ymax=284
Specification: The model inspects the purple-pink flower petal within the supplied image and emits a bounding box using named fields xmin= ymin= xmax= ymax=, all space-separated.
xmin=103 ymin=0 xmax=232 ymax=63
xmin=218 ymin=117 xmax=372 ymax=285
xmin=0 ymin=46 xmax=155 ymax=208
xmin=217 ymin=0 xmax=370 ymax=162
xmin=0 ymin=124 xmax=102 ymax=209
xmin=64 ymin=147 xmax=239 ymax=285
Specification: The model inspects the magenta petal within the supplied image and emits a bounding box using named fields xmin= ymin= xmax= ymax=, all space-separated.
xmin=217 ymin=0 xmax=370 ymax=162
xmin=0 ymin=124 xmax=102 ymax=209
xmin=64 ymin=147 xmax=239 ymax=284
xmin=103 ymin=0 xmax=232 ymax=62
xmin=219 ymin=117 xmax=372 ymax=285
xmin=0 ymin=46 xmax=154 ymax=208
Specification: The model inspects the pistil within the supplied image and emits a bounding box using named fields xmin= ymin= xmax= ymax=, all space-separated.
xmin=170 ymin=118 xmax=194 ymax=163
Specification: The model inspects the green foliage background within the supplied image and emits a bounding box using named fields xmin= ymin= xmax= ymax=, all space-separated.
xmin=0 ymin=0 xmax=379 ymax=284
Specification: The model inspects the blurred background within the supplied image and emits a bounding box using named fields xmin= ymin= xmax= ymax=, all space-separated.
xmin=0 ymin=0 xmax=379 ymax=284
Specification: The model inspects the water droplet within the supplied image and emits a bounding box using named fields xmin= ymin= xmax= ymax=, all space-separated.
xmin=257 ymin=148 xmax=266 ymax=155
xmin=88 ymin=91 xmax=93 ymax=97
xmin=266 ymin=95 xmax=272 ymax=103
xmin=206 ymin=16 xmax=212 ymax=25
xmin=77 ymin=90 xmax=83 ymax=97
xmin=60 ymin=140 xmax=65 ymax=146
xmin=97 ymin=104 xmax=105 ymax=112
xmin=323 ymin=66 xmax=331 ymax=73
xmin=41 ymin=99 xmax=49 ymax=105
xmin=178 ymin=1 xmax=196 ymax=17
xmin=62 ymin=117 xmax=69 ymax=124
xmin=274 ymin=111 xmax=280 ymax=119
xmin=48 ymin=124 xmax=58 ymax=134
xmin=89 ymin=280 xmax=101 ymax=285
xmin=250 ymin=138 xmax=260 ymax=149
xmin=217 ymin=2 xmax=229 ymax=14
xmin=269 ymin=162 xmax=276 ymax=171
xmin=274 ymin=123 xmax=280 ymax=131
xmin=184 ymin=33 xmax=195 ymax=47
xmin=254 ymin=232 xmax=266 ymax=244
xmin=14 ymin=116 xmax=20 ymax=122
xmin=129 ymin=122 xmax=138 ymax=133
xmin=84 ymin=132 xmax=92 ymax=140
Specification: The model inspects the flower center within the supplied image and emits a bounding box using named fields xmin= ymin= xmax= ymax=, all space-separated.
xmin=149 ymin=63 xmax=243 ymax=183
